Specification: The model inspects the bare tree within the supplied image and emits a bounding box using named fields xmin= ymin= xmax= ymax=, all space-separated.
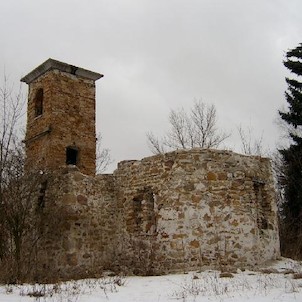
xmin=1 ymin=160 xmax=39 ymax=280
xmin=190 ymin=102 xmax=228 ymax=148
xmin=96 ymin=133 xmax=113 ymax=173
xmin=147 ymin=100 xmax=229 ymax=154
xmin=0 ymin=76 xmax=24 ymax=194
xmin=0 ymin=77 xmax=44 ymax=281
xmin=237 ymin=125 xmax=265 ymax=156
xmin=0 ymin=75 xmax=39 ymax=281
xmin=146 ymin=132 xmax=166 ymax=154
xmin=0 ymin=76 xmax=24 ymax=264
xmin=0 ymin=76 xmax=71 ymax=282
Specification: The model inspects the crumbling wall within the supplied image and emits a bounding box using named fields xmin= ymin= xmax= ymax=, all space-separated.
xmin=37 ymin=149 xmax=280 ymax=279
xmin=114 ymin=148 xmax=280 ymax=274
xmin=36 ymin=167 xmax=118 ymax=280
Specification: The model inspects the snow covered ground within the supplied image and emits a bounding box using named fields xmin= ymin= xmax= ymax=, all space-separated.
xmin=0 ymin=258 xmax=301 ymax=302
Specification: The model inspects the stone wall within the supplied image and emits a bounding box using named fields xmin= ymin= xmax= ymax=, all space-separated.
xmin=113 ymin=148 xmax=280 ymax=274
xmin=38 ymin=148 xmax=280 ymax=279
xmin=36 ymin=168 xmax=118 ymax=279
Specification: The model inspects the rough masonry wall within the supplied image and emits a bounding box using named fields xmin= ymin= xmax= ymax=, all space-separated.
xmin=38 ymin=149 xmax=280 ymax=279
xmin=36 ymin=167 xmax=118 ymax=280
xmin=114 ymin=149 xmax=280 ymax=274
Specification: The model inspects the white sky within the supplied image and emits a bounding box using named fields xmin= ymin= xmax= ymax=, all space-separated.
xmin=1 ymin=0 xmax=301 ymax=172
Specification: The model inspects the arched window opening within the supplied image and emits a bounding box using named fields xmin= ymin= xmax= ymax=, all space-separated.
xmin=35 ymin=88 xmax=43 ymax=117
xmin=66 ymin=146 xmax=78 ymax=166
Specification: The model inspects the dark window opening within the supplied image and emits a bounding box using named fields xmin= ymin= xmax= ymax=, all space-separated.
xmin=35 ymin=88 xmax=43 ymax=117
xmin=132 ymin=187 xmax=157 ymax=234
xmin=253 ymin=180 xmax=271 ymax=230
xmin=66 ymin=147 xmax=78 ymax=165
xmin=133 ymin=195 xmax=143 ymax=229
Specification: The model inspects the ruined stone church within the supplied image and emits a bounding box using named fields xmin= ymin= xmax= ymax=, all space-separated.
xmin=21 ymin=59 xmax=280 ymax=279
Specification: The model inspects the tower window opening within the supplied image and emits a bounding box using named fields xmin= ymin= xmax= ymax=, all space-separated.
xmin=35 ymin=88 xmax=44 ymax=117
xmin=66 ymin=146 xmax=78 ymax=165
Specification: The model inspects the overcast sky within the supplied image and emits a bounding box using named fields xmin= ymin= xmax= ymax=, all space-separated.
xmin=1 ymin=0 xmax=301 ymax=172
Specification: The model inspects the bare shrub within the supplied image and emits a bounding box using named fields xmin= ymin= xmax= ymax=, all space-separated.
xmin=16 ymin=276 xmax=126 ymax=301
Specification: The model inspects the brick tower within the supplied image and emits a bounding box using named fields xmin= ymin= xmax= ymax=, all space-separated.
xmin=21 ymin=59 xmax=103 ymax=176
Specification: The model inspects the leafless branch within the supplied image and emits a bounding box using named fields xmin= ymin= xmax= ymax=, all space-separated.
xmin=96 ymin=133 xmax=113 ymax=173
xmin=146 ymin=132 xmax=166 ymax=154
xmin=147 ymin=100 xmax=230 ymax=154
xmin=237 ymin=125 xmax=265 ymax=156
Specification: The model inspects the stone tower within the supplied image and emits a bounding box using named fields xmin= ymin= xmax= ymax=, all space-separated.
xmin=21 ymin=59 xmax=103 ymax=176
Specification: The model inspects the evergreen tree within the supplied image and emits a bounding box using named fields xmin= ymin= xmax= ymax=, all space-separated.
xmin=279 ymin=43 xmax=302 ymax=252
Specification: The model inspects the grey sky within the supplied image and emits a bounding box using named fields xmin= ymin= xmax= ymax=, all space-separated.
xmin=1 ymin=0 xmax=301 ymax=172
